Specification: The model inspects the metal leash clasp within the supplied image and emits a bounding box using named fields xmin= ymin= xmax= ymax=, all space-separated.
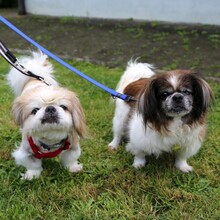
xmin=112 ymin=93 xmax=137 ymax=102
xmin=0 ymin=40 xmax=51 ymax=86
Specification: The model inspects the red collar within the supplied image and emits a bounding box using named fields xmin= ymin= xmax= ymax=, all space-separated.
xmin=28 ymin=137 xmax=70 ymax=159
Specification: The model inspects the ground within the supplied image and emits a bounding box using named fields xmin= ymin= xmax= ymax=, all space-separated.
xmin=0 ymin=9 xmax=220 ymax=219
xmin=0 ymin=9 xmax=220 ymax=78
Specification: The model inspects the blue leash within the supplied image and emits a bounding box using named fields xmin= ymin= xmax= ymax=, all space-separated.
xmin=0 ymin=15 xmax=135 ymax=102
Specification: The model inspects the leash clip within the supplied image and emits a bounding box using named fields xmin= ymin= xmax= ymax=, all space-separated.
xmin=0 ymin=40 xmax=51 ymax=86
xmin=112 ymin=93 xmax=137 ymax=102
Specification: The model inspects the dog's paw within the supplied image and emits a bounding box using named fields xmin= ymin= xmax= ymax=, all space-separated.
xmin=177 ymin=164 xmax=193 ymax=173
xmin=132 ymin=156 xmax=146 ymax=169
xmin=68 ymin=163 xmax=83 ymax=173
xmin=175 ymin=160 xmax=193 ymax=173
xmin=21 ymin=170 xmax=41 ymax=180
xmin=108 ymin=140 xmax=119 ymax=150
xmin=108 ymin=143 xmax=118 ymax=150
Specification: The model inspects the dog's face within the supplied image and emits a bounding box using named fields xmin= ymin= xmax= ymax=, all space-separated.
xmin=138 ymin=70 xmax=213 ymax=132
xmin=12 ymin=86 xmax=86 ymax=142
xmin=157 ymin=75 xmax=194 ymax=118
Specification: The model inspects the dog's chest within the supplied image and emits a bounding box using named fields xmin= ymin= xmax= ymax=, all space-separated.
xmin=168 ymin=119 xmax=191 ymax=140
xmin=150 ymin=119 xmax=200 ymax=152
xmin=129 ymin=115 xmax=200 ymax=155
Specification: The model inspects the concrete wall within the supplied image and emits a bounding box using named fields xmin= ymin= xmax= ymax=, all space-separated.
xmin=25 ymin=0 xmax=220 ymax=25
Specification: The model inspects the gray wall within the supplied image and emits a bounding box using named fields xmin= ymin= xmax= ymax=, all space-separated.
xmin=25 ymin=0 xmax=220 ymax=25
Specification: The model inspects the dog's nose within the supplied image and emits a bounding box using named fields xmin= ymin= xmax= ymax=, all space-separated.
xmin=45 ymin=106 xmax=56 ymax=114
xmin=172 ymin=93 xmax=183 ymax=102
xmin=42 ymin=106 xmax=59 ymax=124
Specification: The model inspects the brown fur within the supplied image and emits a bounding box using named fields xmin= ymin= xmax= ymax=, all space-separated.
xmin=12 ymin=84 xmax=87 ymax=138
xmin=123 ymin=70 xmax=214 ymax=135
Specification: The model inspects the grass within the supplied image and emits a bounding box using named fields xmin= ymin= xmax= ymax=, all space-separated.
xmin=0 ymin=55 xmax=220 ymax=219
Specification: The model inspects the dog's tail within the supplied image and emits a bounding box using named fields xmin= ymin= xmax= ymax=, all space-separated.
xmin=116 ymin=60 xmax=155 ymax=93
xmin=7 ymin=51 xmax=58 ymax=96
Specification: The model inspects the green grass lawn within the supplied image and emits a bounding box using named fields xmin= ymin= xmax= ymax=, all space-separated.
xmin=0 ymin=55 xmax=220 ymax=219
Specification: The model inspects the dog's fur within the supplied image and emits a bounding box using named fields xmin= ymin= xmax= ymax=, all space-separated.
xmin=8 ymin=52 xmax=86 ymax=180
xmin=109 ymin=61 xmax=213 ymax=172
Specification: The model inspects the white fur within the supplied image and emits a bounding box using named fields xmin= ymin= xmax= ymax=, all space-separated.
xmin=7 ymin=51 xmax=58 ymax=96
xmin=115 ymin=60 xmax=155 ymax=93
xmin=169 ymin=74 xmax=179 ymax=90
xmin=126 ymin=114 xmax=202 ymax=172
xmin=109 ymin=61 xmax=155 ymax=150
xmin=8 ymin=52 xmax=84 ymax=180
xmin=108 ymin=61 xmax=154 ymax=149
xmin=109 ymin=62 xmax=204 ymax=172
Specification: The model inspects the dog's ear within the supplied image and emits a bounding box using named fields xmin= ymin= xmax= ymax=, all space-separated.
xmin=138 ymin=78 xmax=159 ymax=123
xmin=138 ymin=76 xmax=171 ymax=132
xmin=70 ymin=95 xmax=87 ymax=138
xmin=186 ymin=72 xmax=214 ymax=120
xmin=11 ymin=97 xmax=26 ymax=126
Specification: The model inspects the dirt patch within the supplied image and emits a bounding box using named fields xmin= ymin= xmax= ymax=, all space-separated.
xmin=1 ymin=9 xmax=220 ymax=77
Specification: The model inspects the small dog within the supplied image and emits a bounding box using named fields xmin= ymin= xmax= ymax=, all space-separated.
xmin=7 ymin=52 xmax=86 ymax=180
xmin=109 ymin=61 xmax=213 ymax=172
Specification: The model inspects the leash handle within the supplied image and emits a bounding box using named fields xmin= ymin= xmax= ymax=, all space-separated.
xmin=0 ymin=40 xmax=51 ymax=85
xmin=0 ymin=40 xmax=17 ymax=63
xmin=0 ymin=16 xmax=135 ymax=102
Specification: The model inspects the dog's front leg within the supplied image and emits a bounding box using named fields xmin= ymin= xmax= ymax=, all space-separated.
xmin=60 ymin=143 xmax=83 ymax=173
xmin=175 ymin=139 xmax=202 ymax=173
xmin=12 ymin=147 xmax=43 ymax=180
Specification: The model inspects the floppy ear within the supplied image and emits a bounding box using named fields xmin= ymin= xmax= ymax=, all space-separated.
xmin=71 ymin=97 xmax=87 ymax=138
xmin=138 ymin=76 xmax=171 ymax=132
xmin=188 ymin=72 xmax=214 ymax=119
xmin=11 ymin=97 xmax=26 ymax=126
xmin=138 ymin=78 xmax=159 ymax=123
xmin=138 ymin=76 xmax=170 ymax=131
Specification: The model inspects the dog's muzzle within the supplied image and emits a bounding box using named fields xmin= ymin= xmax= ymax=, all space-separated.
xmin=41 ymin=106 xmax=59 ymax=124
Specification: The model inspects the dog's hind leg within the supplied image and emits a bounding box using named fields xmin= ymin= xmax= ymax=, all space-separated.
xmin=108 ymin=100 xmax=130 ymax=150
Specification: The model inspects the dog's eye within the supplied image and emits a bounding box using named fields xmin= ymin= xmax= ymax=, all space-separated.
xmin=183 ymin=90 xmax=192 ymax=95
xmin=60 ymin=105 xmax=68 ymax=111
xmin=31 ymin=108 xmax=40 ymax=115
xmin=161 ymin=92 xmax=171 ymax=99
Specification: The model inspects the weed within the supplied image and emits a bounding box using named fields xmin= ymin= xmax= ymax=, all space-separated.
xmin=177 ymin=31 xmax=190 ymax=50
xmin=208 ymin=34 xmax=220 ymax=48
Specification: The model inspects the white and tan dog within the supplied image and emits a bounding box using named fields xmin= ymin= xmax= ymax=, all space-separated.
xmin=7 ymin=52 xmax=86 ymax=180
xmin=109 ymin=61 xmax=213 ymax=172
